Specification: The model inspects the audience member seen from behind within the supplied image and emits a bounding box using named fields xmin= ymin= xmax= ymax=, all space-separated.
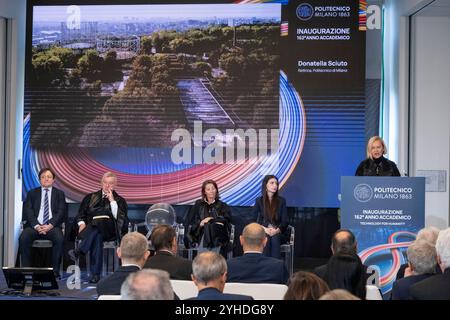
xmin=324 ymin=253 xmax=366 ymax=300
xmin=314 ymin=229 xmax=371 ymax=286
xmin=184 ymin=180 xmax=232 ymax=256
xmin=226 ymin=223 xmax=289 ymax=284
xmin=121 ymin=269 xmax=174 ymax=300
xmin=69 ymin=172 xmax=128 ymax=284
xmin=20 ymin=168 xmax=67 ymax=278
xmin=410 ymin=228 xmax=450 ymax=300
xmin=97 ymin=232 xmax=150 ymax=296
xmin=252 ymin=175 xmax=288 ymax=259
xmin=396 ymin=226 xmax=441 ymax=280
xmin=283 ymin=271 xmax=330 ymax=300
xmin=191 ymin=252 xmax=253 ymax=300
xmin=355 ymin=136 xmax=400 ymax=176
xmin=319 ymin=289 xmax=361 ymax=300
xmin=144 ymin=224 xmax=192 ymax=280
xmin=391 ymin=240 xmax=436 ymax=300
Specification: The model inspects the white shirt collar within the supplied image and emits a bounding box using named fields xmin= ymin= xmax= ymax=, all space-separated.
xmin=243 ymin=250 xmax=263 ymax=254
xmin=121 ymin=263 xmax=142 ymax=269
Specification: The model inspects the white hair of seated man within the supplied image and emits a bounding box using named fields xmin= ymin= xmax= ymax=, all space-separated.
xmin=407 ymin=240 xmax=437 ymax=275
xmin=416 ymin=226 xmax=440 ymax=245
xmin=435 ymin=227 xmax=450 ymax=272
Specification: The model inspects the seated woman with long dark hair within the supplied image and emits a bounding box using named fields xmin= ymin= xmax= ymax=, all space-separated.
xmin=251 ymin=175 xmax=288 ymax=259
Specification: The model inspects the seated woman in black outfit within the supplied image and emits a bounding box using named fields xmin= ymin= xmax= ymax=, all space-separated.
xmin=184 ymin=180 xmax=232 ymax=256
xmin=252 ymin=175 xmax=288 ymax=259
xmin=355 ymin=136 xmax=401 ymax=176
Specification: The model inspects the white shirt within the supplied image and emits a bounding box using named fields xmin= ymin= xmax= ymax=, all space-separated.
xmin=35 ymin=186 xmax=53 ymax=228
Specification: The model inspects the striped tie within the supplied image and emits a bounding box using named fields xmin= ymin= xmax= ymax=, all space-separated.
xmin=43 ymin=188 xmax=49 ymax=225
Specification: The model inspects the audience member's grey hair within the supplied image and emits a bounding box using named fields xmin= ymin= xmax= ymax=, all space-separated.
xmin=319 ymin=289 xmax=361 ymax=300
xmin=416 ymin=226 xmax=440 ymax=245
xmin=435 ymin=227 xmax=450 ymax=270
xmin=407 ymin=240 xmax=437 ymax=275
xmin=119 ymin=232 xmax=149 ymax=261
xmin=121 ymin=269 xmax=174 ymax=300
xmin=192 ymin=252 xmax=227 ymax=284
xmin=242 ymin=223 xmax=266 ymax=247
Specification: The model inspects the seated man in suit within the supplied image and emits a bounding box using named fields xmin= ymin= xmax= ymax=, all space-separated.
xmin=410 ymin=227 xmax=450 ymax=300
xmin=226 ymin=223 xmax=288 ymax=284
xmin=19 ymin=168 xmax=67 ymax=278
xmin=395 ymin=226 xmax=441 ymax=280
xmin=144 ymin=224 xmax=192 ymax=280
xmin=121 ymin=269 xmax=174 ymax=300
xmin=69 ymin=172 xmax=128 ymax=283
xmin=191 ymin=251 xmax=253 ymax=300
xmin=391 ymin=240 xmax=436 ymax=300
xmin=314 ymin=229 xmax=372 ymax=285
xmin=97 ymin=232 xmax=150 ymax=296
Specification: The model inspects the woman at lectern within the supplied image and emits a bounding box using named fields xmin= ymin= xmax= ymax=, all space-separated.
xmin=355 ymin=136 xmax=401 ymax=176
xmin=252 ymin=175 xmax=288 ymax=259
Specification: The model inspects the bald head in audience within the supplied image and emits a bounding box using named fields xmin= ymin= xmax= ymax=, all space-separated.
xmin=331 ymin=229 xmax=357 ymax=255
xmin=240 ymin=223 xmax=267 ymax=253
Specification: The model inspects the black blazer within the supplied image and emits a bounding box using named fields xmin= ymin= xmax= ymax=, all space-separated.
xmin=184 ymin=199 xmax=232 ymax=248
xmin=143 ymin=251 xmax=192 ymax=280
xmin=192 ymin=287 xmax=253 ymax=300
xmin=96 ymin=265 xmax=140 ymax=295
xmin=396 ymin=263 xmax=441 ymax=280
xmin=410 ymin=268 xmax=450 ymax=300
xmin=22 ymin=186 xmax=67 ymax=229
xmin=391 ymin=273 xmax=433 ymax=300
xmin=227 ymin=252 xmax=289 ymax=284
xmin=252 ymin=196 xmax=288 ymax=241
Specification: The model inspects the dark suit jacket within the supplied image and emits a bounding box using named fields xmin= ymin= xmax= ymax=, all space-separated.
xmin=252 ymin=196 xmax=288 ymax=238
xmin=22 ymin=186 xmax=67 ymax=228
xmin=144 ymin=251 xmax=192 ymax=280
xmin=97 ymin=265 xmax=140 ymax=295
xmin=410 ymin=268 xmax=450 ymax=300
xmin=192 ymin=287 xmax=253 ymax=300
xmin=391 ymin=273 xmax=433 ymax=300
xmin=396 ymin=263 xmax=441 ymax=280
xmin=227 ymin=252 xmax=289 ymax=284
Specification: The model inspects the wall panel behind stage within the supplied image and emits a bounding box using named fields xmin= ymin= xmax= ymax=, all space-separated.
xmin=24 ymin=0 xmax=367 ymax=207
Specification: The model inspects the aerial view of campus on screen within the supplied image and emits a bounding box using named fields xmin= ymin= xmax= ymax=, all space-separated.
xmin=28 ymin=4 xmax=281 ymax=148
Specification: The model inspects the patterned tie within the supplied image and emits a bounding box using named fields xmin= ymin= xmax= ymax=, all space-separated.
xmin=43 ymin=188 xmax=49 ymax=225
